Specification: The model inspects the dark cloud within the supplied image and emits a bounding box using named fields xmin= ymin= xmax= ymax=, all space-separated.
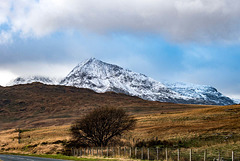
xmin=1 ymin=0 xmax=240 ymax=43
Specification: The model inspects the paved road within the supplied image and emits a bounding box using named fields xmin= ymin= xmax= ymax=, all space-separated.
xmin=0 ymin=155 xmax=70 ymax=161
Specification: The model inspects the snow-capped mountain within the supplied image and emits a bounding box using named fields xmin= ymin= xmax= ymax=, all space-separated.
xmin=60 ymin=58 xmax=234 ymax=105
xmin=8 ymin=58 xmax=235 ymax=105
xmin=8 ymin=76 xmax=59 ymax=86
xmin=232 ymin=98 xmax=240 ymax=104
xmin=162 ymin=82 xmax=234 ymax=105
xmin=60 ymin=58 xmax=184 ymax=102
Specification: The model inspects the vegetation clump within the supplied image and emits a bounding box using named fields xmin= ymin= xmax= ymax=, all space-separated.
xmin=70 ymin=107 xmax=136 ymax=147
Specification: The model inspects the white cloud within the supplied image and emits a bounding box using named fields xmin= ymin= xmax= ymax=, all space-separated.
xmin=0 ymin=0 xmax=240 ymax=42
xmin=1 ymin=61 xmax=74 ymax=79
xmin=0 ymin=30 xmax=12 ymax=44
xmin=0 ymin=0 xmax=11 ymax=24
xmin=0 ymin=70 xmax=18 ymax=86
xmin=228 ymin=94 xmax=240 ymax=100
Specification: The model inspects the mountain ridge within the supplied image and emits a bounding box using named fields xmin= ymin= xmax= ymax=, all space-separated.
xmin=8 ymin=58 xmax=235 ymax=105
xmin=8 ymin=75 xmax=59 ymax=86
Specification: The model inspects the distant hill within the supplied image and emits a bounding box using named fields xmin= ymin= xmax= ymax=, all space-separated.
xmin=8 ymin=76 xmax=59 ymax=86
xmin=0 ymin=83 xmax=212 ymax=130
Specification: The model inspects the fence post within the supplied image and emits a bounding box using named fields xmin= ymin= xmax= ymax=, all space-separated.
xmin=204 ymin=149 xmax=207 ymax=161
xmin=166 ymin=148 xmax=168 ymax=161
xmin=177 ymin=148 xmax=180 ymax=161
xmin=156 ymin=147 xmax=159 ymax=161
xmin=147 ymin=148 xmax=150 ymax=160
xmin=18 ymin=129 xmax=21 ymax=144
xmin=141 ymin=147 xmax=143 ymax=160
xmin=96 ymin=147 xmax=98 ymax=156
xmin=232 ymin=151 xmax=234 ymax=161
xmin=107 ymin=147 xmax=109 ymax=157
xmin=101 ymin=147 xmax=103 ymax=156
xmin=124 ymin=147 xmax=126 ymax=156
xmin=84 ymin=148 xmax=86 ymax=155
xmin=112 ymin=147 xmax=115 ymax=157
xmin=130 ymin=147 xmax=132 ymax=158
xmin=118 ymin=147 xmax=121 ymax=156
xmin=76 ymin=148 xmax=79 ymax=156
xmin=218 ymin=150 xmax=221 ymax=161
xmin=190 ymin=149 xmax=192 ymax=161
xmin=135 ymin=147 xmax=137 ymax=158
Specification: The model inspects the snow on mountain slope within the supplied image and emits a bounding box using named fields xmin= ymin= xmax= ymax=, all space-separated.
xmin=8 ymin=58 xmax=235 ymax=105
xmin=232 ymin=98 xmax=240 ymax=104
xmin=162 ymin=82 xmax=234 ymax=105
xmin=60 ymin=58 xmax=234 ymax=105
xmin=60 ymin=58 xmax=183 ymax=102
xmin=8 ymin=76 xmax=59 ymax=86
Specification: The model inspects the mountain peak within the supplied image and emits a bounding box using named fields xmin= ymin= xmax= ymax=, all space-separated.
xmin=8 ymin=58 xmax=235 ymax=105
xmin=83 ymin=57 xmax=99 ymax=64
xmin=82 ymin=58 xmax=118 ymax=68
xmin=60 ymin=58 xmax=234 ymax=105
xmin=66 ymin=58 xmax=124 ymax=79
xmin=76 ymin=58 xmax=110 ymax=69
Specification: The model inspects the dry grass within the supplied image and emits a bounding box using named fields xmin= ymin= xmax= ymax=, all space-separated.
xmin=1 ymin=105 xmax=240 ymax=154
xmin=134 ymin=104 xmax=240 ymax=140
xmin=0 ymin=125 xmax=71 ymax=154
xmin=130 ymin=104 xmax=240 ymax=153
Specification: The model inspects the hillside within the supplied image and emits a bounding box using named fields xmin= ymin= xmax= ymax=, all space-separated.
xmin=0 ymin=104 xmax=239 ymax=155
xmin=0 ymin=83 xmax=211 ymax=131
xmin=1 ymin=83 xmax=240 ymax=156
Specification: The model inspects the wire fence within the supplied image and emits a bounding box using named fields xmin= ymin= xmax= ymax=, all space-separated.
xmin=71 ymin=147 xmax=240 ymax=160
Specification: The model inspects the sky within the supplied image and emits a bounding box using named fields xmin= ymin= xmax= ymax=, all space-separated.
xmin=0 ymin=0 xmax=240 ymax=99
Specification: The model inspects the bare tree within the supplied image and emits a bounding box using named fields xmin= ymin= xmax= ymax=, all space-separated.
xmin=70 ymin=107 xmax=136 ymax=147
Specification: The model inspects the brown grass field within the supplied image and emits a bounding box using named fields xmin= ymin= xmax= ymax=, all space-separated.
xmin=1 ymin=104 xmax=240 ymax=155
